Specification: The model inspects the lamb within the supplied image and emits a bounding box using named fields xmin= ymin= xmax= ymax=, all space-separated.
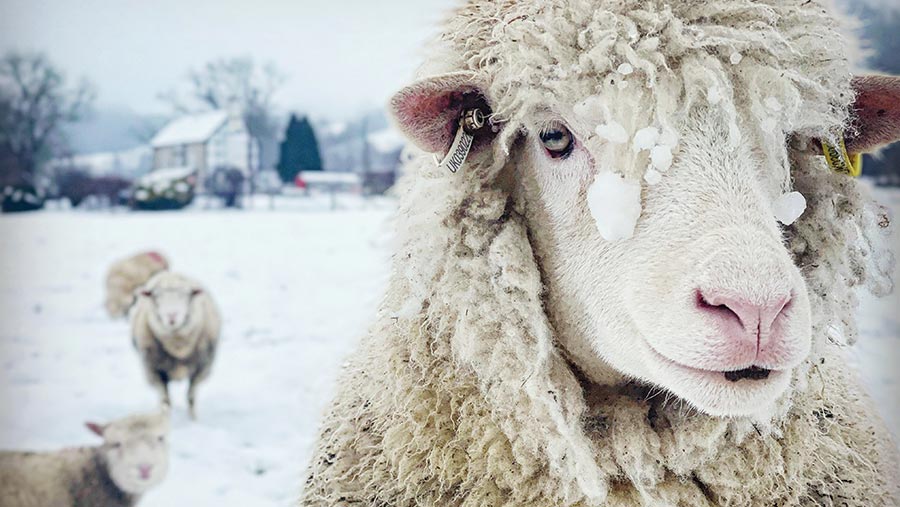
xmin=300 ymin=1 xmax=900 ymax=506
xmin=131 ymin=271 xmax=220 ymax=419
xmin=104 ymin=251 xmax=170 ymax=318
xmin=0 ymin=409 xmax=169 ymax=507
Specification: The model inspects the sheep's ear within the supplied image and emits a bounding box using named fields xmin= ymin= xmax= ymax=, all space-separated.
xmin=845 ymin=75 xmax=900 ymax=153
xmin=85 ymin=422 xmax=105 ymax=437
xmin=146 ymin=251 xmax=168 ymax=269
xmin=388 ymin=71 xmax=496 ymax=156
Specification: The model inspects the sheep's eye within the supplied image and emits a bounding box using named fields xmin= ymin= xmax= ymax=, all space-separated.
xmin=157 ymin=436 xmax=165 ymax=443
xmin=539 ymin=123 xmax=574 ymax=158
xmin=110 ymin=442 xmax=122 ymax=449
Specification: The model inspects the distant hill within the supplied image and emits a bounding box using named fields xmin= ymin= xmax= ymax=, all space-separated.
xmin=63 ymin=106 xmax=168 ymax=155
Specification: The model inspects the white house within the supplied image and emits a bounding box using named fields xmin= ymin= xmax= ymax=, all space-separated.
xmin=150 ymin=110 xmax=259 ymax=191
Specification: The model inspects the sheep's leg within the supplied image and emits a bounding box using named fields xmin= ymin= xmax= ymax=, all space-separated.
xmin=153 ymin=369 xmax=170 ymax=407
xmin=187 ymin=353 xmax=214 ymax=420
xmin=187 ymin=379 xmax=198 ymax=420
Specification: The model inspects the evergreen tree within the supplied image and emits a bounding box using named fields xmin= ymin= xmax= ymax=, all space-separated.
xmin=277 ymin=114 xmax=323 ymax=183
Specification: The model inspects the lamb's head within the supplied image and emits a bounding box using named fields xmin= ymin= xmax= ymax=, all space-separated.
xmin=391 ymin=1 xmax=900 ymax=418
xmin=85 ymin=409 xmax=170 ymax=494
xmin=139 ymin=271 xmax=204 ymax=334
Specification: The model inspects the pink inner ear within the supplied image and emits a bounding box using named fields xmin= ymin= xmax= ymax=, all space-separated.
xmin=85 ymin=422 xmax=104 ymax=436
xmin=146 ymin=251 xmax=167 ymax=267
xmin=389 ymin=73 xmax=493 ymax=156
xmin=846 ymin=75 xmax=900 ymax=153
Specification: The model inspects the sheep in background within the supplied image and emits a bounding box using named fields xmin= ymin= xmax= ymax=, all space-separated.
xmin=300 ymin=0 xmax=900 ymax=505
xmin=105 ymin=251 xmax=169 ymax=318
xmin=131 ymin=271 xmax=220 ymax=419
xmin=0 ymin=409 xmax=170 ymax=507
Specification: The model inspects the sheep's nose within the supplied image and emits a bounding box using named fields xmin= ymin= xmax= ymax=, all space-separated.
xmin=695 ymin=289 xmax=791 ymax=353
xmin=138 ymin=464 xmax=153 ymax=479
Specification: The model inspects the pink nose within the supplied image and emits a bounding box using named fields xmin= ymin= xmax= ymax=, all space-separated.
xmin=138 ymin=464 xmax=153 ymax=479
xmin=695 ymin=289 xmax=791 ymax=362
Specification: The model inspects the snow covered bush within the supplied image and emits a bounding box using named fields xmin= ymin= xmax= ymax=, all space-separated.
xmin=300 ymin=1 xmax=900 ymax=505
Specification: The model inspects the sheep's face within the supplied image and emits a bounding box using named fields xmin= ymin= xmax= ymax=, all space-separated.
xmin=513 ymin=105 xmax=813 ymax=417
xmin=391 ymin=67 xmax=900 ymax=418
xmin=143 ymin=286 xmax=199 ymax=332
xmin=86 ymin=411 xmax=170 ymax=494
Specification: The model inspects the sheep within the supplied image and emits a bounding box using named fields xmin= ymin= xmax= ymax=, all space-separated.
xmin=131 ymin=271 xmax=220 ymax=419
xmin=105 ymin=251 xmax=170 ymax=318
xmin=299 ymin=1 xmax=900 ymax=506
xmin=0 ymin=409 xmax=170 ymax=507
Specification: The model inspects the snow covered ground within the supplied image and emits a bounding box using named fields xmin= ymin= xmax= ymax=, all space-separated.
xmin=0 ymin=188 xmax=898 ymax=506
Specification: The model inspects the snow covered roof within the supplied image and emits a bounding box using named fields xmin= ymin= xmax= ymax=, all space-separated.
xmin=150 ymin=111 xmax=228 ymax=148
xmin=367 ymin=128 xmax=405 ymax=154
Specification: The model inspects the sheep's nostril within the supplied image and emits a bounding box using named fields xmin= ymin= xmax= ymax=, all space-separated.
xmin=696 ymin=292 xmax=743 ymax=327
xmin=695 ymin=289 xmax=791 ymax=338
xmin=138 ymin=464 xmax=153 ymax=479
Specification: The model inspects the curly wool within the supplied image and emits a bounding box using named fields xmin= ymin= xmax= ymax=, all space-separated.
xmin=300 ymin=1 xmax=898 ymax=505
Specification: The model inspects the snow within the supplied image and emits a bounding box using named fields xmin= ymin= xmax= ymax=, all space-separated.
xmin=151 ymin=111 xmax=229 ymax=148
xmin=729 ymin=51 xmax=743 ymax=65
xmin=649 ymin=145 xmax=674 ymax=172
xmin=644 ymin=168 xmax=663 ymax=185
xmin=632 ymin=127 xmax=660 ymax=153
xmin=773 ymin=191 xmax=807 ymax=225
xmin=707 ymin=86 xmax=723 ymax=105
xmin=616 ymin=63 xmax=634 ymax=75
xmin=587 ymin=171 xmax=643 ymax=241
xmin=1 ymin=187 xmax=898 ymax=506
xmin=139 ymin=167 xmax=196 ymax=184
xmin=594 ymin=122 xmax=629 ymax=144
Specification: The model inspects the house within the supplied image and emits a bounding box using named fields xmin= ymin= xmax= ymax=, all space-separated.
xmin=150 ymin=110 xmax=259 ymax=191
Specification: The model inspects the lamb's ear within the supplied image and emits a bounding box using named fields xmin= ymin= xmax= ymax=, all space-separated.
xmin=845 ymin=75 xmax=900 ymax=153
xmin=388 ymin=71 xmax=496 ymax=157
xmin=85 ymin=422 xmax=105 ymax=437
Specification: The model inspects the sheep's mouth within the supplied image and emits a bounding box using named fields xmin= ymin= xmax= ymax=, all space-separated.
xmin=723 ymin=366 xmax=771 ymax=382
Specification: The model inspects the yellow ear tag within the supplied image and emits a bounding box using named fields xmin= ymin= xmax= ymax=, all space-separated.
xmin=821 ymin=136 xmax=862 ymax=177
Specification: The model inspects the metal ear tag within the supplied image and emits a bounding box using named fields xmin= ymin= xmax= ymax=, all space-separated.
xmin=434 ymin=108 xmax=486 ymax=173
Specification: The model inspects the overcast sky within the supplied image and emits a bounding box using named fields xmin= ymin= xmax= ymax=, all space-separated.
xmin=0 ymin=0 xmax=456 ymax=119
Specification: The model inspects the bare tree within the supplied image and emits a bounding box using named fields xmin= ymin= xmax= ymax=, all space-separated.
xmin=161 ymin=57 xmax=285 ymax=171
xmin=0 ymin=51 xmax=94 ymax=177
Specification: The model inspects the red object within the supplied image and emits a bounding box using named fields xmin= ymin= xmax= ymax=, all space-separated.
xmin=294 ymin=175 xmax=307 ymax=189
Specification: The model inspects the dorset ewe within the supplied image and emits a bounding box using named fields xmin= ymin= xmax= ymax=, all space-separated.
xmin=0 ymin=409 xmax=170 ymax=507
xmin=105 ymin=251 xmax=170 ymax=318
xmin=131 ymin=271 xmax=220 ymax=419
xmin=300 ymin=1 xmax=900 ymax=506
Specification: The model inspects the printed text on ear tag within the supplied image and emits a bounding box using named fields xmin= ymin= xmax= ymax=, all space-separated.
xmin=435 ymin=108 xmax=485 ymax=173
xmin=821 ymin=136 xmax=862 ymax=177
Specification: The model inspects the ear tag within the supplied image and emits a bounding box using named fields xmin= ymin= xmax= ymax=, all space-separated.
xmin=821 ymin=136 xmax=862 ymax=177
xmin=434 ymin=108 xmax=486 ymax=173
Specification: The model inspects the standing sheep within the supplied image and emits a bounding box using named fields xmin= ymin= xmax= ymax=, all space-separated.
xmin=131 ymin=271 xmax=220 ymax=419
xmin=104 ymin=251 xmax=170 ymax=319
xmin=300 ymin=1 xmax=900 ymax=506
xmin=0 ymin=409 xmax=170 ymax=507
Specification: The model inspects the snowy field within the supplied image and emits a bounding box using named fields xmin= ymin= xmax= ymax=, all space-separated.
xmin=0 ymin=188 xmax=898 ymax=506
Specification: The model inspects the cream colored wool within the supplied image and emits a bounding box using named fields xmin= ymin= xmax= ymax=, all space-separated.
xmin=105 ymin=251 xmax=169 ymax=318
xmin=300 ymin=1 xmax=898 ymax=505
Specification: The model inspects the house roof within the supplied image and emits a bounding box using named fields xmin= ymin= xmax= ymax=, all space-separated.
xmin=150 ymin=111 xmax=229 ymax=148
xmin=367 ymin=127 xmax=405 ymax=154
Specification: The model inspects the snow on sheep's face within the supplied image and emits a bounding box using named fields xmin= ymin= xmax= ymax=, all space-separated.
xmin=390 ymin=73 xmax=900 ymax=418
xmin=86 ymin=410 xmax=170 ymax=495
xmin=515 ymin=107 xmax=809 ymax=418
